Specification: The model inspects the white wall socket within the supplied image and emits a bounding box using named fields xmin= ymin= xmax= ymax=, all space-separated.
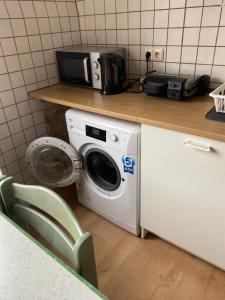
xmin=146 ymin=48 xmax=164 ymax=62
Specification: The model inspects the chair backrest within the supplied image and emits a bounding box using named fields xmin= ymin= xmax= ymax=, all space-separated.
xmin=0 ymin=172 xmax=7 ymax=213
xmin=0 ymin=176 xmax=98 ymax=288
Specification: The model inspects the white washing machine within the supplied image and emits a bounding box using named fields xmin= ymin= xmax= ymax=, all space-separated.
xmin=26 ymin=109 xmax=141 ymax=235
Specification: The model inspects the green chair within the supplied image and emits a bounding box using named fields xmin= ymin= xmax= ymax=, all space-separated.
xmin=0 ymin=171 xmax=7 ymax=213
xmin=0 ymin=175 xmax=98 ymax=288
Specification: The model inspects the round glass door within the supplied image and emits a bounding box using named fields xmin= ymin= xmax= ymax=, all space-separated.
xmin=84 ymin=148 xmax=121 ymax=191
xmin=33 ymin=146 xmax=73 ymax=183
xmin=26 ymin=137 xmax=81 ymax=187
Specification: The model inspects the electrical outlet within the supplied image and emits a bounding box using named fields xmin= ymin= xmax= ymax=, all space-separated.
xmin=145 ymin=48 xmax=164 ymax=62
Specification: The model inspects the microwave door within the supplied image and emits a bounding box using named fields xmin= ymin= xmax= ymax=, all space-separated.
xmin=56 ymin=52 xmax=93 ymax=87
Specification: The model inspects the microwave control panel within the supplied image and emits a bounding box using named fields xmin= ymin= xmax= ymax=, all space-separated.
xmin=90 ymin=53 xmax=102 ymax=89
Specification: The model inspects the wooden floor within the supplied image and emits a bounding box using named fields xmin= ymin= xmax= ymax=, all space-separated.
xmin=56 ymin=186 xmax=225 ymax=300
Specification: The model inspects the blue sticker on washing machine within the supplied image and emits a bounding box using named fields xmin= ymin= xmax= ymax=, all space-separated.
xmin=122 ymin=156 xmax=135 ymax=174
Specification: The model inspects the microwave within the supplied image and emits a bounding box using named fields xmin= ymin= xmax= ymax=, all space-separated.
xmin=56 ymin=46 xmax=125 ymax=90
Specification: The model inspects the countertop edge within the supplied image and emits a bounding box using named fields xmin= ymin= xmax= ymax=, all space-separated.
xmin=30 ymin=85 xmax=225 ymax=143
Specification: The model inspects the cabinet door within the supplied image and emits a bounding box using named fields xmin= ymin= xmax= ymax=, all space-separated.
xmin=141 ymin=127 xmax=225 ymax=270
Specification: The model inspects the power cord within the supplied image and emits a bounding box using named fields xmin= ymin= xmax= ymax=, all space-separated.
xmin=146 ymin=51 xmax=151 ymax=73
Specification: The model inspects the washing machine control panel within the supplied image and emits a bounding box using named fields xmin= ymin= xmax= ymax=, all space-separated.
xmin=67 ymin=115 xmax=138 ymax=153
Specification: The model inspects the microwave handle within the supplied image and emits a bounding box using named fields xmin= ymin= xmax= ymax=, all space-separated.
xmin=83 ymin=57 xmax=90 ymax=83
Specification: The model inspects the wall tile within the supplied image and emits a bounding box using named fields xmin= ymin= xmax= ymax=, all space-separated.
xmin=8 ymin=118 xmax=22 ymax=134
xmin=0 ymin=74 xmax=11 ymax=92
xmin=0 ymin=136 xmax=14 ymax=153
xmin=20 ymin=1 xmax=36 ymax=18
xmin=105 ymin=0 xmax=116 ymax=13
xmin=1 ymin=38 xmax=17 ymax=56
xmin=186 ymin=0 xmax=203 ymax=7
xmin=23 ymin=69 xmax=36 ymax=85
xmin=56 ymin=2 xmax=69 ymax=17
xmin=5 ymin=55 xmax=21 ymax=72
xmin=95 ymin=15 xmax=105 ymax=30
xmin=116 ymin=0 xmax=127 ymax=13
xmin=199 ymin=27 xmax=218 ymax=46
xmin=166 ymin=46 xmax=181 ymax=62
xmin=25 ymin=19 xmax=39 ymax=36
xmin=105 ymin=14 xmax=116 ymax=29
xmin=0 ymin=2 xmax=9 ymax=19
xmin=117 ymin=30 xmax=128 ymax=44
xmin=0 ymin=20 xmax=13 ymax=38
xmin=0 ymin=90 xmax=15 ymax=107
xmin=181 ymin=46 xmax=197 ymax=63
xmin=11 ymin=19 xmax=27 ymax=37
xmin=170 ymin=0 xmax=185 ymax=8
xmin=185 ymin=7 xmax=202 ymax=27
xmin=33 ymin=1 xmax=48 ymax=18
xmin=197 ymin=47 xmax=214 ymax=64
xmin=19 ymin=54 xmax=33 ymax=70
xmin=94 ymin=0 xmax=105 ymax=14
xmin=202 ymin=6 xmax=221 ymax=27
xmin=0 ymin=123 xmax=10 ymax=139
xmin=169 ymin=9 xmax=184 ymax=28
xmin=117 ymin=13 xmax=128 ymax=29
xmin=141 ymin=0 xmax=154 ymax=11
xmin=154 ymin=29 xmax=167 ymax=46
xmin=46 ymin=2 xmax=58 ymax=18
xmin=84 ymin=0 xmax=94 ymax=15
xmin=141 ymin=29 xmax=153 ymax=45
xmin=0 ymin=57 xmax=7 ymax=74
xmin=129 ymin=12 xmax=140 ymax=29
xmin=67 ymin=2 xmax=78 ymax=17
xmin=13 ymin=86 xmax=27 ymax=103
xmin=155 ymin=0 xmax=169 ymax=10
xmin=0 ymin=109 xmax=6 ymax=124
xmin=183 ymin=28 xmax=200 ymax=46
xmin=167 ymin=28 xmax=183 ymax=45
xmin=141 ymin=11 xmax=154 ymax=28
xmin=15 ymin=37 xmax=30 ymax=53
xmin=38 ymin=18 xmax=50 ymax=34
xmin=5 ymin=1 xmax=23 ymax=18
xmin=128 ymin=0 xmax=140 ymax=12
xmin=106 ymin=30 xmax=117 ymax=44
xmin=9 ymin=71 xmax=24 ymax=88
xmin=4 ymin=104 xmax=19 ymax=122
xmin=28 ymin=36 xmax=42 ymax=52
xmin=77 ymin=1 xmax=85 ymax=15
xmin=214 ymin=47 xmax=225 ymax=65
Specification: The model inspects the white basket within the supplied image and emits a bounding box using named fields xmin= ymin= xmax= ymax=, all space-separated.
xmin=209 ymin=83 xmax=225 ymax=113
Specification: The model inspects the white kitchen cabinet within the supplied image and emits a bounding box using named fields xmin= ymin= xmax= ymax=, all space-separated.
xmin=141 ymin=124 xmax=225 ymax=270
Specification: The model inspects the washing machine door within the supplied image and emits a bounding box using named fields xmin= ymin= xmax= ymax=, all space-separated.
xmin=26 ymin=137 xmax=81 ymax=187
xmin=83 ymin=147 xmax=121 ymax=192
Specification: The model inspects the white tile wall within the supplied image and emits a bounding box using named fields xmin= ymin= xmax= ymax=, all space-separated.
xmin=0 ymin=0 xmax=81 ymax=183
xmin=76 ymin=0 xmax=225 ymax=85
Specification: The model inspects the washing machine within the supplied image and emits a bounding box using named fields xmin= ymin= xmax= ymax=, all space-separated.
xmin=26 ymin=109 xmax=141 ymax=235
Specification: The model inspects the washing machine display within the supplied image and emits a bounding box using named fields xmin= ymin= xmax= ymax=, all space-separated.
xmin=86 ymin=125 xmax=106 ymax=142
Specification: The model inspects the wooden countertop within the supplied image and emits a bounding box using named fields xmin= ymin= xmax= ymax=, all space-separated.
xmin=30 ymin=84 xmax=225 ymax=142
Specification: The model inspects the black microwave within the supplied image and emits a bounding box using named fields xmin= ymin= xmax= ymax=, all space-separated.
xmin=56 ymin=46 xmax=125 ymax=90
